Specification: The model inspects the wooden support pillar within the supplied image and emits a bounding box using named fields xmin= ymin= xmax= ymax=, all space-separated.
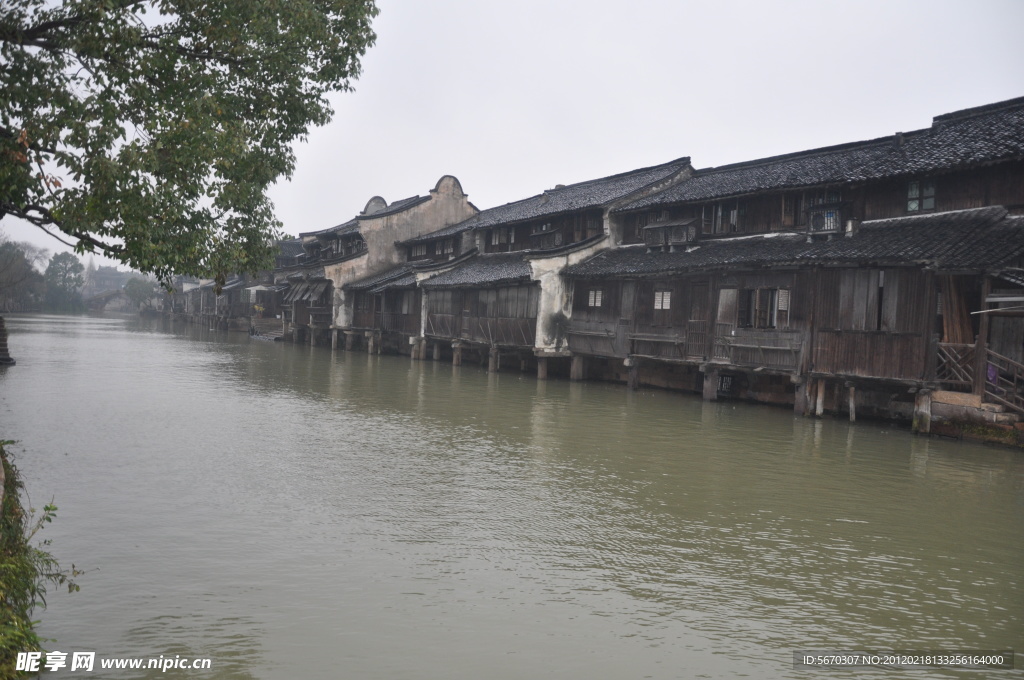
xmin=433 ymin=342 xmax=441 ymax=362
xmin=345 ymin=333 xmax=355 ymax=351
xmin=912 ymin=389 xmax=932 ymax=434
xmin=520 ymin=357 xmax=529 ymax=372
xmin=848 ymin=384 xmax=856 ymax=423
xmin=331 ymin=329 xmax=338 ymax=351
xmin=488 ymin=347 xmax=500 ymax=373
xmin=366 ymin=333 xmax=376 ymax=355
xmin=452 ymin=344 xmax=463 ymax=367
xmin=702 ymin=366 xmax=719 ymax=401
xmin=309 ymin=326 xmax=315 ymax=346
xmin=537 ymin=357 xmax=548 ymax=380
xmin=570 ymin=354 xmax=585 ymax=381
xmin=815 ymin=378 xmax=826 ymax=417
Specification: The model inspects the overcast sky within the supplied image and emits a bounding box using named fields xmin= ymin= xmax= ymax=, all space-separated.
xmin=3 ymin=0 xmax=1023 ymax=265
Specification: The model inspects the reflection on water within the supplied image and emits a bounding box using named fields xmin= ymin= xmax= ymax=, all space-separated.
xmin=1 ymin=314 xmax=1021 ymax=679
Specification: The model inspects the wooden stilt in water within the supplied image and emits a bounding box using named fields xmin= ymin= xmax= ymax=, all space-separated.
xmin=912 ymin=390 xmax=932 ymax=434
xmin=537 ymin=357 xmax=548 ymax=380
xmin=570 ymin=355 xmax=585 ymax=381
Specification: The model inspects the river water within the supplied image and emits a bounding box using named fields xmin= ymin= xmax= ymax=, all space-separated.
xmin=0 ymin=314 xmax=1021 ymax=679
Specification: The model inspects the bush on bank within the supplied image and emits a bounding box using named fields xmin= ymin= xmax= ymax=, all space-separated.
xmin=0 ymin=442 xmax=79 ymax=680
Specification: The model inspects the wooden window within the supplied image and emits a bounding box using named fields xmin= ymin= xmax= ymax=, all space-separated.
xmin=588 ymin=289 xmax=603 ymax=308
xmin=440 ymin=239 xmax=454 ymax=255
xmin=411 ymin=244 xmax=427 ymax=258
xmin=809 ymin=189 xmax=842 ymax=206
xmin=634 ymin=213 xmax=649 ymax=240
xmin=654 ymin=290 xmax=671 ymax=310
xmin=907 ymin=180 xmax=936 ymax=212
xmin=737 ymin=288 xmax=789 ymax=328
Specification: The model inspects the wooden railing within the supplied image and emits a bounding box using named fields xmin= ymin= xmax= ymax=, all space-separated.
xmin=936 ymin=342 xmax=975 ymax=390
xmin=713 ymin=323 xmax=735 ymax=361
xmin=381 ymin=312 xmax=420 ymax=335
xmin=812 ymin=330 xmax=924 ymax=380
xmin=461 ymin=316 xmax=536 ymax=347
xmin=713 ymin=328 xmax=803 ymax=371
xmin=685 ymin=320 xmax=708 ymax=360
xmin=629 ymin=320 xmax=709 ymax=361
xmin=983 ymin=349 xmax=1024 ymax=416
xmin=351 ymin=309 xmax=375 ymax=329
xmin=426 ymin=313 xmax=460 ymax=339
xmin=307 ymin=306 xmax=333 ymax=326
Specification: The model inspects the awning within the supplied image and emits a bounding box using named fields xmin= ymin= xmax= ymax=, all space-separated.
xmin=284 ymin=282 xmax=309 ymax=303
xmin=302 ymin=280 xmax=331 ymax=302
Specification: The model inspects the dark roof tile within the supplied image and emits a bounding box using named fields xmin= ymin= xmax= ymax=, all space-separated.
xmin=565 ymin=207 xmax=1024 ymax=277
xmin=620 ymin=97 xmax=1024 ymax=210
xmin=421 ymin=253 xmax=532 ymax=289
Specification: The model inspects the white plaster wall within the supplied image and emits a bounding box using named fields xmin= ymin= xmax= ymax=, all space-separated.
xmin=530 ymin=236 xmax=609 ymax=351
xmin=325 ymin=176 xmax=477 ymax=327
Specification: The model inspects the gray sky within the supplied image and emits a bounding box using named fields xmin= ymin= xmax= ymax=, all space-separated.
xmin=3 ymin=0 xmax=1023 ymax=264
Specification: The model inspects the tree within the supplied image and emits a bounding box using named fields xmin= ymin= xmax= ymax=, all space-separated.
xmin=0 ymin=240 xmax=46 ymax=312
xmin=44 ymin=251 xmax=84 ymax=311
xmin=0 ymin=0 xmax=378 ymax=285
xmin=123 ymin=276 xmax=158 ymax=311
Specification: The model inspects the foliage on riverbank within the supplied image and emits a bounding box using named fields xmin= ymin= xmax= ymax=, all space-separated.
xmin=0 ymin=442 xmax=79 ymax=680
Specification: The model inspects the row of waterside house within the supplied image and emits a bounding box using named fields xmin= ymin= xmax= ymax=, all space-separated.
xmin=184 ymin=97 xmax=1024 ymax=432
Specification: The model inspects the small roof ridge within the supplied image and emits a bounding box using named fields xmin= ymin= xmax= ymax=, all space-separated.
xmin=541 ymin=156 xmax=691 ymax=193
xmin=933 ymin=95 xmax=1024 ymax=125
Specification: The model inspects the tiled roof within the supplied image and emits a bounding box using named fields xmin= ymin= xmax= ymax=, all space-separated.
xmin=564 ymin=207 xmax=1024 ymax=277
xmin=370 ymin=272 xmax=418 ymax=293
xmin=461 ymin=158 xmax=691 ymax=230
xmin=620 ymin=97 xmax=1024 ymax=210
xmin=276 ymin=239 xmax=306 ymax=258
xmin=420 ymin=253 xmax=533 ymax=289
xmin=301 ymin=217 xmax=359 ymax=238
xmin=398 ymin=214 xmax=483 ymax=245
xmin=359 ymin=195 xmax=430 ymax=219
xmin=344 ymin=264 xmax=415 ymax=292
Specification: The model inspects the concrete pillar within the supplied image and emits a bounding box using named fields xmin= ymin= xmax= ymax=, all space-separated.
xmin=848 ymin=384 xmax=856 ymax=423
xmin=345 ymin=332 xmax=355 ymax=351
xmin=912 ymin=390 xmax=932 ymax=434
xmin=367 ymin=333 xmax=376 ymax=355
xmin=702 ymin=367 xmax=719 ymax=401
xmin=570 ymin=355 xmax=585 ymax=381
xmin=331 ymin=329 xmax=338 ymax=351
xmin=452 ymin=344 xmax=463 ymax=367
xmin=488 ymin=347 xmax=500 ymax=373
xmin=309 ymin=327 xmax=315 ymax=346
xmin=433 ymin=342 xmax=441 ymax=362
xmin=626 ymin=358 xmax=639 ymax=391
xmin=537 ymin=357 xmax=548 ymax=380
xmin=793 ymin=377 xmax=807 ymax=415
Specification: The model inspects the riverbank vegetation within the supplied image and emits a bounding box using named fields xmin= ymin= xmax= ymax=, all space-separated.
xmin=0 ymin=442 xmax=79 ymax=680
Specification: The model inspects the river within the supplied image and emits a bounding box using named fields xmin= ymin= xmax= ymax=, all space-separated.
xmin=0 ymin=314 xmax=1021 ymax=679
